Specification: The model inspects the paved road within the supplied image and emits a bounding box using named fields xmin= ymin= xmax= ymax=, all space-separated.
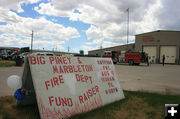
xmin=0 ymin=64 xmax=180 ymax=97
xmin=115 ymin=64 xmax=180 ymax=95
xmin=0 ymin=66 xmax=23 ymax=97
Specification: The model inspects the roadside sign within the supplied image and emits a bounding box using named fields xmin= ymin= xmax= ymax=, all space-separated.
xmin=17 ymin=56 xmax=125 ymax=118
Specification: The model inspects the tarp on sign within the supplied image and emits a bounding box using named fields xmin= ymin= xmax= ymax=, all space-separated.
xmin=18 ymin=56 xmax=125 ymax=119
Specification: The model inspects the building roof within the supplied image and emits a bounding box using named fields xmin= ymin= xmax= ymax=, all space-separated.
xmin=88 ymin=43 xmax=135 ymax=52
xmin=0 ymin=47 xmax=20 ymax=50
xmin=135 ymin=30 xmax=180 ymax=36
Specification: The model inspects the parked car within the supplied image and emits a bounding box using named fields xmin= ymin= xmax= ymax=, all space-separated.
xmin=0 ymin=53 xmax=3 ymax=60
xmin=2 ymin=51 xmax=20 ymax=60
xmin=31 ymin=52 xmax=54 ymax=56
xmin=19 ymin=52 xmax=30 ymax=62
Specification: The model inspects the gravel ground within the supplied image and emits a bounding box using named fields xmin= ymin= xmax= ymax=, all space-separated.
xmin=0 ymin=63 xmax=180 ymax=97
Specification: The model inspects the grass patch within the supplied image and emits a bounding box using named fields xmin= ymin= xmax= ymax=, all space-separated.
xmin=0 ymin=91 xmax=180 ymax=119
xmin=0 ymin=60 xmax=16 ymax=67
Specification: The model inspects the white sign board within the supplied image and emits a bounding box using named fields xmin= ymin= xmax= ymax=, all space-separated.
xmin=28 ymin=56 xmax=124 ymax=118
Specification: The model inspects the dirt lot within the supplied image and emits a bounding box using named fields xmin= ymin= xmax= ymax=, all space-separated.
xmin=0 ymin=64 xmax=180 ymax=97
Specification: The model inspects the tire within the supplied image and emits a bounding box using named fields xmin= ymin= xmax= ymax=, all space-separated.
xmin=135 ymin=63 xmax=140 ymax=65
xmin=113 ymin=62 xmax=117 ymax=64
xmin=128 ymin=60 xmax=134 ymax=65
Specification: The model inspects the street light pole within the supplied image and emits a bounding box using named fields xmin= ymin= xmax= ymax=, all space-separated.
xmin=31 ymin=30 xmax=34 ymax=52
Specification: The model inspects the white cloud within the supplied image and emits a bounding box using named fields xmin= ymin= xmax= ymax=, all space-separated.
xmin=33 ymin=40 xmax=65 ymax=50
xmin=102 ymin=41 xmax=120 ymax=48
xmin=0 ymin=7 xmax=22 ymax=23
xmin=71 ymin=48 xmax=79 ymax=53
xmin=0 ymin=33 xmax=29 ymax=47
xmin=86 ymin=25 xmax=103 ymax=41
xmin=1 ymin=0 xmax=179 ymax=52
xmin=135 ymin=0 xmax=162 ymax=34
xmin=81 ymin=45 xmax=98 ymax=53
xmin=34 ymin=2 xmax=73 ymax=17
xmin=156 ymin=0 xmax=180 ymax=30
xmin=34 ymin=0 xmax=160 ymax=51
xmin=0 ymin=0 xmax=41 ymax=13
xmin=0 ymin=10 xmax=79 ymax=50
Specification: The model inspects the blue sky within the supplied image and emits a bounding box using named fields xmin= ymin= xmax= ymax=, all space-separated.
xmin=9 ymin=1 xmax=92 ymax=53
xmin=0 ymin=0 xmax=179 ymax=54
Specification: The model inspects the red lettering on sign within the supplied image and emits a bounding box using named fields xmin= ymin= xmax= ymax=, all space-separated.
xmin=63 ymin=57 xmax=67 ymax=64
xmin=45 ymin=75 xmax=64 ymax=90
xmin=108 ymin=82 xmax=114 ymax=87
xmin=81 ymin=65 xmax=85 ymax=72
xmin=87 ymin=89 xmax=93 ymax=97
xmin=49 ymin=56 xmax=72 ymax=64
xmin=75 ymin=74 xmax=92 ymax=84
xmin=63 ymin=66 xmax=69 ymax=73
xmin=30 ymin=56 xmax=36 ymax=64
xmin=77 ymin=57 xmax=82 ymax=64
xmin=50 ymin=78 xmax=54 ymax=88
xmin=45 ymin=81 xmax=50 ymax=90
xmin=67 ymin=57 xmax=71 ymax=64
xmin=79 ymin=96 xmax=84 ymax=104
xmin=101 ymin=71 xmax=109 ymax=76
xmin=55 ymin=57 xmax=63 ymax=64
xmin=49 ymin=96 xmax=54 ymax=106
xmin=103 ymin=66 xmax=110 ymax=70
xmin=101 ymin=77 xmax=115 ymax=82
xmin=105 ymin=88 xmax=118 ymax=95
xmin=30 ymin=56 xmax=45 ymax=64
xmin=52 ymin=65 xmax=93 ymax=74
xmin=49 ymin=57 xmax=54 ymax=64
xmin=53 ymin=65 xmax=59 ymax=73
xmin=38 ymin=93 xmax=103 ymax=119
xmin=49 ymin=96 xmax=73 ymax=107
xmin=79 ymin=85 xmax=99 ymax=104
xmin=68 ymin=65 xmax=73 ymax=73
xmin=97 ymin=60 xmax=112 ymax=65
xmin=77 ymin=65 xmax=82 ymax=72
xmin=59 ymin=66 xmax=64 ymax=73
xmin=72 ymin=65 xmax=78 ymax=72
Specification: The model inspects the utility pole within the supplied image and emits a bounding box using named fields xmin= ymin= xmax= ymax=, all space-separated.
xmin=100 ymin=39 xmax=103 ymax=49
xmin=126 ymin=8 xmax=129 ymax=51
xmin=31 ymin=30 xmax=33 ymax=52
xmin=68 ymin=46 xmax=70 ymax=52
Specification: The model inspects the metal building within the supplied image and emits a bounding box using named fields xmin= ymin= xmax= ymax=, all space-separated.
xmin=135 ymin=30 xmax=180 ymax=64
xmin=88 ymin=43 xmax=135 ymax=56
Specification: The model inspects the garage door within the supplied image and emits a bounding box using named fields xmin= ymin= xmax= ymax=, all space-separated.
xmin=143 ymin=46 xmax=157 ymax=63
xmin=160 ymin=46 xmax=176 ymax=63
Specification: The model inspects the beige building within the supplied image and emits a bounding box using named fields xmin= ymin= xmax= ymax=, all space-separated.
xmin=88 ymin=30 xmax=180 ymax=64
xmin=88 ymin=43 xmax=135 ymax=56
xmin=135 ymin=30 xmax=180 ymax=64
